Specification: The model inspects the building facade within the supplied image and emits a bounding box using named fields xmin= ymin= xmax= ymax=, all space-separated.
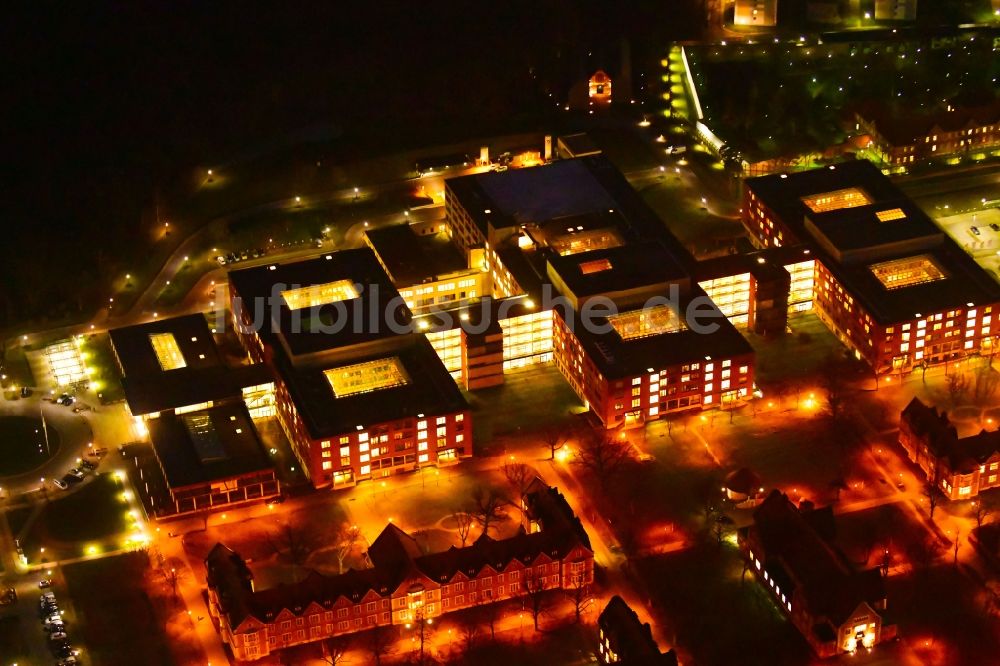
xmin=899 ymin=397 xmax=1000 ymax=500
xmin=739 ymin=491 xmax=893 ymax=658
xmin=597 ymin=595 xmax=678 ymax=665
xmin=206 ymin=479 xmax=594 ymax=661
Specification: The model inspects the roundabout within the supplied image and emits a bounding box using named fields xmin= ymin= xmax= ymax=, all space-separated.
xmin=0 ymin=415 xmax=61 ymax=477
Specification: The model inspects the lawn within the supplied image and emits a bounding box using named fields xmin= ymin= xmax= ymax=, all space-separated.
xmin=0 ymin=615 xmax=28 ymax=663
xmin=0 ymin=415 xmax=61 ymax=476
xmin=465 ymin=363 xmax=583 ymax=452
xmin=78 ymin=333 xmax=126 ymax=405
xmin=20 ymin=473 xmax=131 ymax=562
xmin=635 ymin=541 xmax=813 ymax=666
xmin=64 ymin=551 xmax=206 ymax=666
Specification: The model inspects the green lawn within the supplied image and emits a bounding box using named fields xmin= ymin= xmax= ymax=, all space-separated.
xmin=64 ymin=552 xmax=205 ymax=666
xmin=0 ymin=415 xmax=61 ymax=476
xmin=79 ymin=333 xmax=126 ymax=404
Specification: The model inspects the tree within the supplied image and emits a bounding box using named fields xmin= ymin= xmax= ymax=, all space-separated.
xmin=452 ymin=509 xmax=473 ymax=547
xmin=972 ymin=367 xmax=1000 ymax=405
xmin=269 ymin=521 xmax=317 ymax=581
xmin=947 ymin=372 xmax=969 ymax=405
xmin=713 ymin=514 xmax=735 ymax=546
xmin=411 ymin=610 xmax=434 ymax=666
xmin=573 ymin=432 xmax=632 ymax=494
xmin=470 ymin=486 xmax=509 ymax=537
xmin=319 ymin=635 xmax=350 ymax=665
xmin=521 ymin=568 xmax=547 ymax=632
xmin=907 ymin=536 xmax=945 ymax=574
xmin=501 ymin=461 xmax=534 ymax=526
xmin=564 ymin=577 xmax=593 ymax=624
xmin=922 ymin=480 xmax=944 ymax=520
xmin=973 ymin=499 xmax=993 ymax=531
xmin=159 ymin=557 xmax=186 ymax=603
xmin=458 ymin=607 xmax=482 ymax=653
xmin=539 ymin=423 xmax=570 ymax=461
xmin=335 ymin=524 xmax=361 ymax=574
xmin=362 ymin=625 xmax=396 ymax=666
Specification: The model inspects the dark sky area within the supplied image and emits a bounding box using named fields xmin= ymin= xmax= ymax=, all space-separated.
xmin=0 ymin=1 xmax=693 ymax=327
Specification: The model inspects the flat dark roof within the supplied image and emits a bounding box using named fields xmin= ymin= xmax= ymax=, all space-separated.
xmin=110 ymin=315 xmax=273 ymax=416
xmin=147 ymin=402 xmax=273 ymax=490
xmin=556 ymin=288 xmax=754 ymax=379
xmin=228 ymin=249 xmax=411 ymax=358
xmin=747 ymin=160 xmax=1000 ymax=322
xmin=365 ymin=224 xmax=467 ymax=287
xmin=110 ymin=314 xmax=222 ymax=378
xmin=275 ymin=334 xmax=468 ymax=439
xmin=547 ymin=241 xmax=689 ymax=305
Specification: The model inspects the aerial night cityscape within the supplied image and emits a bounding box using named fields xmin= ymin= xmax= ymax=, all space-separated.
xmin=4 ymin=3 xmax=1000 ymax=666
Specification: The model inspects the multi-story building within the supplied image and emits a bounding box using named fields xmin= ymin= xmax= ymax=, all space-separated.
xmin=739 ymin=491 xmax=894 ymax=658
xmin=733 ymin=0 xmax=778 ymax=27
xmin=855 ymin=101 xmax=1000 ymax=167
xmin=228 ymin=250 xmax=472 ymax=489
xmin=109 ymin=314 xmax=279 ymax=517
xmin=743 ymin=160 xmax=1000 ymax=374
xmin=206 ymin=479 xmax=594 ymax=661
xmin=429 ymin=157 xmax=757 ymax=428
xmin=596 ymin=595 xmax=678 ymax=665
xmin=899 ymin=397 xmax=1000 ymax=500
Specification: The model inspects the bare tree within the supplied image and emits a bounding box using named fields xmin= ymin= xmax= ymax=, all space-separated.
xmin=573 ymin=432 xmax=633 ymax=494
xmin=269 ymin=521 xmax=317 ymax=581
xmin=319 ymin=635 xmax=350 ymax=665
xmin=362 ymin=625 xmax=396 ymax=666
xmin=973 ymin=499 xmax=993 ymax=531
xmin=479 ymin=596 xmax=502 ymax=641
xmin=520 ymin=568 xmax=547 ymax=631
xmin=713 ymin=514 xmax=735 ymax=546
xmin=470 ymin=486 xmax=509 ymax=537
xmin=458 ymin=607 xmax=481 ymax=653
xmin=412 ymin=609 xmax=434 ymax=666
xmin=922 ymin=480 xmax=944 ymax=520
xmin=159 ymin=556 xmax=186 ymax=603
xmin=972 ymin=368 xmax=1000 ymax=405
xmin=540 ymin=423 xmax=570 ymax=461
xmin=907 ymin=536 xmax=945 ymax=574
xmin=501 ymin=461 xmax=534 ymax=526
xmin=452 ymin=509 xmax=473 ymax=547
xmin=564 ymin=577 xmax=592 ymax=624
xmin=947 ymin=372 xmax=969 ymax=405
xmin=335 ymin=524 xmax=361 ymax=574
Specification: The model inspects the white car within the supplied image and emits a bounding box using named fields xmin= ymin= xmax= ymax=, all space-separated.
xmin=49 ymin=631 xmax=67 ymax=641
xmin=53 ymin=479 xmax=69 ymax=490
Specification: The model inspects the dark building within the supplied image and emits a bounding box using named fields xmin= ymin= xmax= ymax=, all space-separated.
xmin=899 ymin=397 xmax=1000 ymax=500
xmin=739 ymin=491 xmax=894 ymax=657
xmin=597 ymin=595 xmax=678 ymax=665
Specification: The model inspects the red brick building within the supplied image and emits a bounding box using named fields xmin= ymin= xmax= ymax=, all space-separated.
xmin=743 ymin=160 xmax=1000 ymax=375
xmin=899 ymin=397 xmax=1000 ymax=500
xmin=206 ymin=479 xmax=594 ymax=661
xmin=739 ymin=491 xmax=894 ymax=658
xmin=228 ymin=250 xmax=471 ymax=489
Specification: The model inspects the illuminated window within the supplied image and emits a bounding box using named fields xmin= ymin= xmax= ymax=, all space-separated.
xmin=149 ymin=333 xmax=186 ymax=371
xmin=578 ymin=258 xmax=613 ymax=275
xmin=875 ymin=208 xmax=906 ymax=222
xmin=324 ymin=358 xmax=409 ymax=397
xmin=608 ymin=305 xmax=687 ymax=340
xmin=800 ymin=188 xmax=872 ymax=213
xmin=552 ymin=229 xmax=623 ymax=256
xmin=869 ymin=255 xmax=947 ymax=290
xmin=281 ymin=280 xmax=359 ymax=310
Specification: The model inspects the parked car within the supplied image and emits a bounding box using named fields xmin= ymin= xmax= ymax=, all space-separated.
xmin=44 ymin=613 xmax=63 ymax=624
xmin=67 ymin=469 xmax=85 ymax=480
xmin=20 ymin=386 xmax=32 ymax=398
xmin=62 ymin=474 xmax=81 ymax=485
xmin=49 ymin=632 xmax=67 ymax=641
xmin=44 ymin=621 xmax=65 ymax=633
xmin=41 ymin=591 xmax=55 ymax=601
xmin=991 ymin=223 xmax=1000 ymax=232
xmin=39 ymin=579 xmax=52 ymax=589
xmin=54 ymin=644 xmax=79 ymax=658
xmin=57 ymin=657 xmax=78 ymax=666
xmin=971 ymin=226 xmax=981 ymax=236
xmin=265 ymin=495 xmax=285 ymax=505
xmin=89 ymin=447 xmax=108 ymax=457
xmin=80 ymin=460 xmax=96 ymax=471
xmin=53 ymin=479 xmax=69 ymax=490
xmin=215 ymin=255 xmax=227 ymax=265
xmin=1 ymin=588 xmax=15 ymax=605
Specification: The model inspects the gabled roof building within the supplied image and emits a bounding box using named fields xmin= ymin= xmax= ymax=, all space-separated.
xmin=206 ymin=479 xmax=593 ymax=661
xmin=597 ymin=595 xmax=678 ymax=665
xmin=899 ymin=397 xmax=1000 ymax=500
xmin=738 ymin=491 xmax=895 ymax=658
